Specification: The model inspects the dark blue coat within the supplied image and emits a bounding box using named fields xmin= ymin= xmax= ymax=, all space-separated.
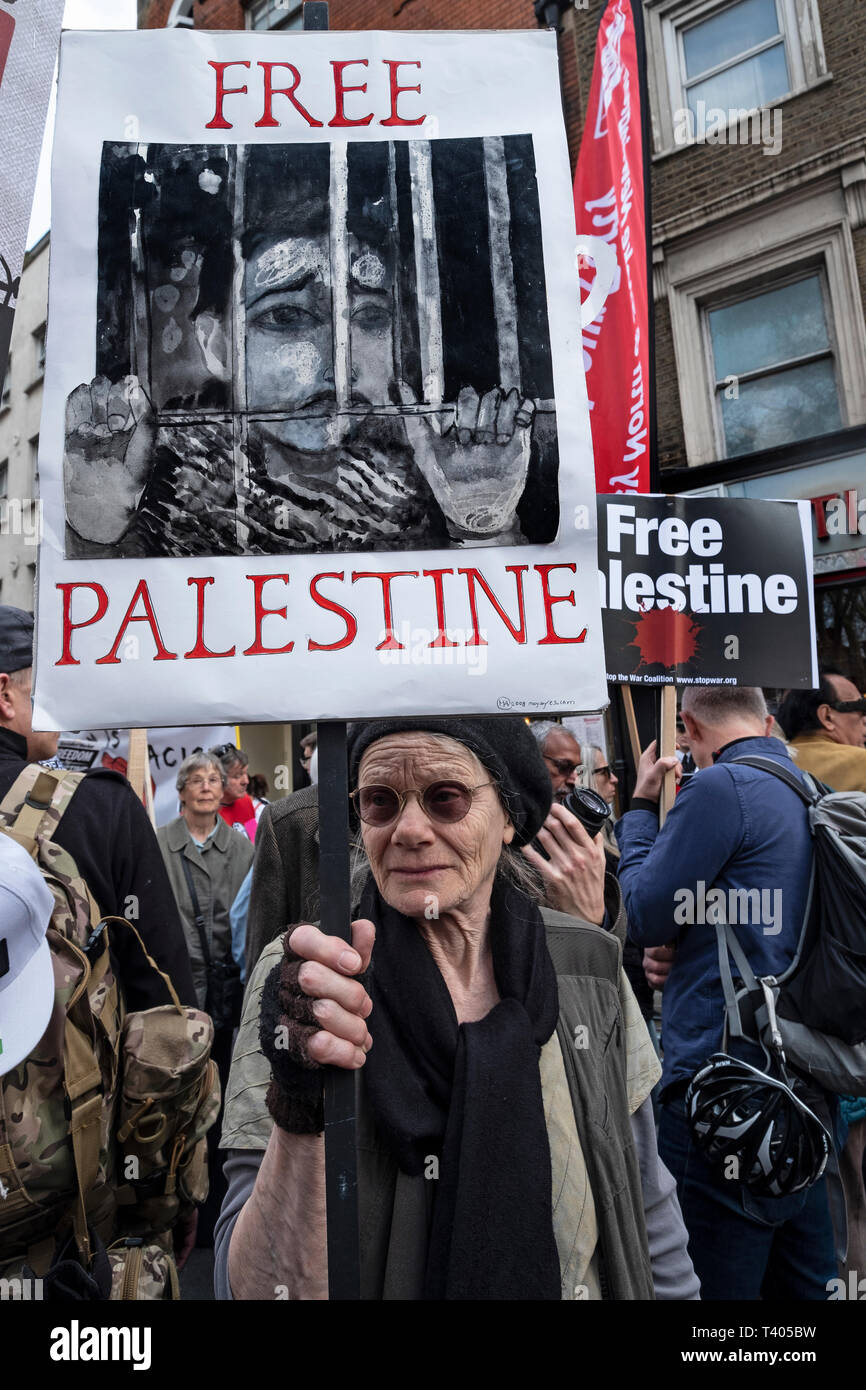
xmin=616 ymin=736 xmax=813 ymax=1097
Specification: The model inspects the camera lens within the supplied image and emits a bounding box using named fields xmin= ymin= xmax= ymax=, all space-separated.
xmin=561 ymin=786 xmax=611 ymax=839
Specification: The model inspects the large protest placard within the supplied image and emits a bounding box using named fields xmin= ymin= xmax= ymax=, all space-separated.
xmin=33 ymin=28 xmax=609 ymax=731
xmin=0 ymin=0 xmax=65 ymax=391
xmin=598 ymin=495 xmax=818 ymax=688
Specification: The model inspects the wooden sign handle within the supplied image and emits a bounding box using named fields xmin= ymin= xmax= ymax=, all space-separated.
xmin=619 ymin=683 xmax=642 ymax=772
xmin=658 ymin=685 xmax=677 ymax=826
xmin=127 ymin=728 xmax=156 ymax=829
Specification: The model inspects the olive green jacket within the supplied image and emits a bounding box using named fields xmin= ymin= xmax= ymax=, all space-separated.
xmin=221 ymin=897 xmax=662 ymax=1299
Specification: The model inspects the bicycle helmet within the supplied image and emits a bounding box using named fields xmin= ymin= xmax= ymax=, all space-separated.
xmin=685 ymin=1052 xmax=831 ymax=1197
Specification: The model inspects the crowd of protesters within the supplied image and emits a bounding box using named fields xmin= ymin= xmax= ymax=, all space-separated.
xmin=2 ymin=597 xmax=866 ymax=1302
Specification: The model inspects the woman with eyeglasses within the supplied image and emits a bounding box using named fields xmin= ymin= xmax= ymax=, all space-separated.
xmin=214 ymin=717 xmax=697 ymax=1301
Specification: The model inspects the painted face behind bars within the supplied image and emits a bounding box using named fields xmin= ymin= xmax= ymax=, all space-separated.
xmin=244 ymin=232 xmax=396 ymax=462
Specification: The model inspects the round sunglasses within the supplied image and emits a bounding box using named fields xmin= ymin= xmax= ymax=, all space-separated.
xmin=351 ymin=780 xmax=495 ymax=827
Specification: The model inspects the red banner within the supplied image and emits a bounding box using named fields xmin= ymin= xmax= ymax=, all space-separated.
xmin=0 ymin=12 xmax=15 ymax=91
xmin=574 ymin=0 xmax=651 ymax=494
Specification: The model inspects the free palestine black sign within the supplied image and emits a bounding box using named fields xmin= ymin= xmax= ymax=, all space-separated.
xmin=598 ymin=495 xmax=817 ymax=688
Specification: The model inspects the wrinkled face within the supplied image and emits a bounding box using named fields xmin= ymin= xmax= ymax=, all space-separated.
xmin=223 ymin=760 xmax=249 ymax=802
xmin=541 ymin=729 xmax=582 ymax=800
xmin=358 ymin=733 xmax=515 ymax=922
xmin=244 ymin=233 xmax=395 ymax=462
xmin=820 ymin=674 xmax=866 ymax=748
xmin=593 ymin=750 xmax=618 ymax=806
xmin=180 ymin=764 xmax=223 ymax=819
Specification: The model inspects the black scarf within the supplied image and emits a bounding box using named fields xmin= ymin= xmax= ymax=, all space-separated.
xmin=359 ymin=874 xmax=562 ymax=1300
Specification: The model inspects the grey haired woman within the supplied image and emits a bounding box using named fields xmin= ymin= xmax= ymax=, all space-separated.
xmin=215 ymin=717 xmax=698 ymax=1300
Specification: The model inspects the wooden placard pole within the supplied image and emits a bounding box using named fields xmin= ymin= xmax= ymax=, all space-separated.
xmin=619 ymin=683 xmax=642 ymax=772
xmin=658 ymin=684 xmax=677 ymax=826
xmin=303 ymin=1 xmax=360 ymax=1303
xmin=127 ymin=728 xmax=156 ymax=829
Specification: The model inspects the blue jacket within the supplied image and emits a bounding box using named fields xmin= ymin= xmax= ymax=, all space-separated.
xmin=230 ymin=865 xmax=254 ymax=983
xmin=615 ymin=736 xmax=813 ymax=1097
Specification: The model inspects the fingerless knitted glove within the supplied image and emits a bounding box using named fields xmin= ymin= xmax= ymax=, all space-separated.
xmin=258 ymin=941 xmax=326 ymax=1134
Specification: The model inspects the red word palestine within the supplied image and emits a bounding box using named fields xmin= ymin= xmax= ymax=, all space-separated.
xmin=206 ymin=58 xmax=426 ymax=130
xmin=55 ymin=566 xmax=588 ymax=666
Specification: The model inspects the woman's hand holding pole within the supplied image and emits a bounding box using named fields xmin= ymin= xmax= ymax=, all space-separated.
xmin=226 ymin=919 xmax=374 ymax=1300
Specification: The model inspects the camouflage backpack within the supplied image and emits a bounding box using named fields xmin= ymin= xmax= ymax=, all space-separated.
xmin=0 ymin=765 xmax=220 ymax=1300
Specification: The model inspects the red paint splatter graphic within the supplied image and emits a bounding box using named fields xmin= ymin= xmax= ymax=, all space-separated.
xmin=628 ymin=605 xmax=702 ymax=672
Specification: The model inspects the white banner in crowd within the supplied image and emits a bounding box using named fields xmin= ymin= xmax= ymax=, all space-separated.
xmin=57 ymin=725 xmax=235 ymax=827
xmin=562 ymin=712 xmax=608 ymax=769
xmin=34 ymin=27 xmax=608 ymax=730
xmin=0 ymin=0 xmax=65 ymax=386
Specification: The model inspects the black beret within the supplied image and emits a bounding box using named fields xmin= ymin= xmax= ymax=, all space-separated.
xmin=0 ymin=607 xmax=34 ymax=674
xmin=347 ymin=716 xmax=552 ymax=847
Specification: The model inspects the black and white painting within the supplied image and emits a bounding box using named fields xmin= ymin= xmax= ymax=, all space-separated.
xmin=63 ymin=136 xmax=560 ymax=558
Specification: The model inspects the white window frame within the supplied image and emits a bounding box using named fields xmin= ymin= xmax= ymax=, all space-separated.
xmin=664 ymin=182 xmax=866 ymax=465
xmin=245 ymin=0 xmax=304 ymax=31
xmin=645 ymin=0 xmax=829 ymax=156
xmin=166 ymin=0 xmax=195 ymax=27
xmin=704 ymin=264 xmax=841 ymax=458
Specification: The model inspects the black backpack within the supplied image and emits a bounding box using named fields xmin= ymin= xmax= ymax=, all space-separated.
xmin=724 ymin=755 xmax=866 ymax=1095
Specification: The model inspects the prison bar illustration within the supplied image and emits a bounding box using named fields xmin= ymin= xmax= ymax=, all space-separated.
xmin=142 ymin=137 xmax=554 ymax=427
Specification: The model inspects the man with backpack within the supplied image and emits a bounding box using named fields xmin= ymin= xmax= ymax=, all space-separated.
xmin=616 ymin=685 xmax=838 ymax=1300
xmin=1 ymin=605 xmax=209 ymax=1297
xmin=0 ymin=607 xmax=195 ymax=1010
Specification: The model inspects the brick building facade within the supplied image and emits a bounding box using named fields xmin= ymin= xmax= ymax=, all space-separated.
xmin=140 ymin=0 xmax=866 ymax=681
xmin=139 ymin=0 xmax=587 ymax=164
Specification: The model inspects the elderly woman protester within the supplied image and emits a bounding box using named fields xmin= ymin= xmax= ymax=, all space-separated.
xmin=158 ymin=751 xmax=254 ymax=1246
xmin=214 ymin=717 xmax=698 ymax=1300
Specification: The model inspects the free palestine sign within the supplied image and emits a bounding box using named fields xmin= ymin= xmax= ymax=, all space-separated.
xmin=598 ymin=495 xmax=818 ymax=688
xmin=34 ymin=28 xmax=608 ymax=730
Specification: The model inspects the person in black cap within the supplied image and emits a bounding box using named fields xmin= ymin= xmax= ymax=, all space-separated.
xmin=0 ymin=605 xmax=195 ymax=1013
xmin=215 ymin=715 xmax=698 ymax=1302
